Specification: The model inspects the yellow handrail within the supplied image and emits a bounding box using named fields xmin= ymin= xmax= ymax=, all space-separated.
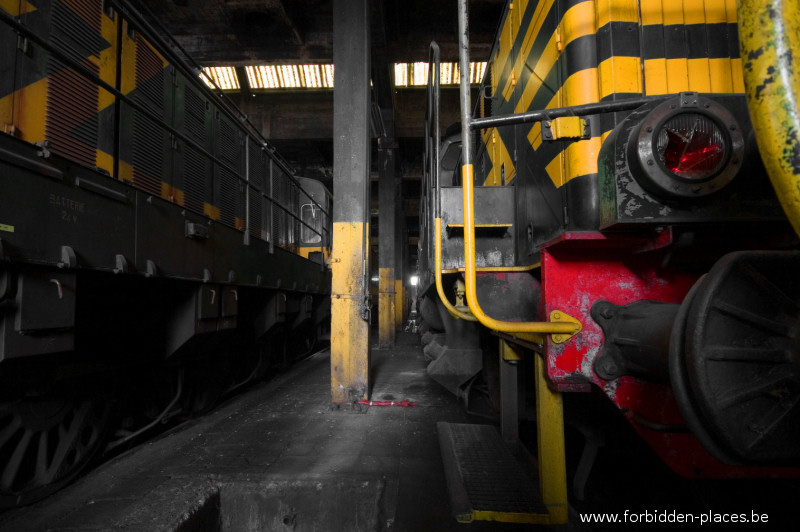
xmin=435 ymin=217 xmax=478 ymax=321
xmin=738 ymin=0 xmax=800 ymax=238
xmin=461 ymin=164 xmax=581 ymax=336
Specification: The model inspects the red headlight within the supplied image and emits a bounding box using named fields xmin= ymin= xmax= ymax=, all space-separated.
xmin=656 ymin=113 xmax=727 ymax=180
xmin=631 ymin=95 xmax=744 ymax=200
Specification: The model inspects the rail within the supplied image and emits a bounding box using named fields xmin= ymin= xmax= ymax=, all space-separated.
xmin=425 ymin=41 xmax=477 ymax=322
xmin=455 ymin=0 xmax=578 ymax=336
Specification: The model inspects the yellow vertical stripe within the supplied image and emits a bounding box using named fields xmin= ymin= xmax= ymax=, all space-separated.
xmin=687 ymin=58 xmax=712 ymax=92
xmin=599 ymin=56 xmax=642 ymax=100
xmin=596 ymin=0 xmax=639 ymax=28
xmin=378 ymin=267 xmax=395 ymax=345
xmin=702 ymin=0 xmax=728 ymax=24
xmin=708 ymin=57 xmax=734 ymax=93
xmin=394 ymin=280 xmax=403 ymax=328
xmin=644 ymin=58 xmax=668 ymax=95
xmin=666 ymin=58 xmax=690 ymax=93
xmin=662 ymin=1 xmax=685 ymax=25
xmin=639 ymin=0 xmax=664 ymax=25
xmin=681 ymin=1 xmax=707 ymax=25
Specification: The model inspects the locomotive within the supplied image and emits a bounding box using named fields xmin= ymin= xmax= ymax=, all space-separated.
xmin=419 ymin=0 xmax=800 ymax=523
xmin=0 ymin=0 xmax=330 ymax=507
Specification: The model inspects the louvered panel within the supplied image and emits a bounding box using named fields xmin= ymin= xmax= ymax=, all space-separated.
xmin=132 ymin=111 xmax=164 ymax=196
xmin=290 ymin=183 xmax=299 ymax=246
xmin=248 ymin=138 xmax=266 ymax=192
xmin=272 ymin=169 xmax=289 ymax=246
xmin=215 ymin=116 xmax=243 ymax=229
xmin=217 ymin=118 xmax=241 ymax=166
xmin=183 ymin=144 xmax=209 ymax=215
xmin=184 ymin=86 xmax=206 ymax=142
xmin=51 ymin=0 xmax=105 ymax=64
xmin=180 ymin=83 xmax=210 ymax=215
xmin=44 ymin=0 xmax=103 ymax=167
xmin=132 ymin=37 xmax=166 ymax=197
xmin=134 ymin=38 xmax=165 ymax=114
xmin=217 ymin=166 xmax=240 ymax=229
xmin=45 ymin=59 xmax=99 ymax=167
xmin=248 ymin=139 xmax=267 ymax=240
xmin=249 ymin=185 xmax=264 ymax=240
xmin=61 ymin=0 xmax=102 ymax=31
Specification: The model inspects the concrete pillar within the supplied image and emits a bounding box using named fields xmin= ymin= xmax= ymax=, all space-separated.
xmin=378 ymin=111 xmax=396 ymax=347
xmin=330 ymin=0 xmax=370 ymax=404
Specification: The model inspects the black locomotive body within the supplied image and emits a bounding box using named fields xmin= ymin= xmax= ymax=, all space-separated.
xmin=0 ymin=0 xmax=331 ymax=507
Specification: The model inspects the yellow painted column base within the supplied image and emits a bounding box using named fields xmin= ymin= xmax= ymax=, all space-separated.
xmin=378 ymin=267 xmax=395 ymax=346
xmin=394 ymin=280 xmax=404 ymax=329
xmin=331 ymin=221 xmax=370 ymax=404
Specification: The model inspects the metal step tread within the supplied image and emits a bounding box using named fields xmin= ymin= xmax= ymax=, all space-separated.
xmin=437 ymin=421 xmax=549 ymax=523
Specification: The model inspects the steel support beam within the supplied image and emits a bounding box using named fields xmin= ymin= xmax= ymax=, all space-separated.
xmin=378 ymin=109 xmax=396 ymax=347
xmin=331 ymin=0 xmax=370 ymax=404
xmin=395 ymin=183 xmax=406 ymax=328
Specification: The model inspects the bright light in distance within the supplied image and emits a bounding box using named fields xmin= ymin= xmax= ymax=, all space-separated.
xmin=410 ymin=275 xmax=419 ymax=286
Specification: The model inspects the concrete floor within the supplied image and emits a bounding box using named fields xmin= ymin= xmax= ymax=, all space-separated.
xmin=0 ymin=332 xmax=571 ymax=531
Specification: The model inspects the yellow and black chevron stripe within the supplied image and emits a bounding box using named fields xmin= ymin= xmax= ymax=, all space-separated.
xmin=1 ymin=0 xmax=240 ymax=226
xmin=477 ymin=0 xmax=744 ymax=189
xmin=1 ymin=0 xmax=117 ymax=174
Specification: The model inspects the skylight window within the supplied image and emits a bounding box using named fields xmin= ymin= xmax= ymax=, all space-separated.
xmin=393 ymin=61 xmax=487 ymax=87
xmin=200 ymin=66 xmax=240 ymax=90
xmin=199 ymin=62 xmax=485 ymax=91
xmin=246 ymin=64 xmax=335 ymax=89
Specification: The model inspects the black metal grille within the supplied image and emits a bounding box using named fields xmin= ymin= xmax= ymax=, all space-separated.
xmin=132 ymin=38 xmax=166 ymax=197
xmin=248 ymin=139 xmax=267 ymax=240
xmin=442 ymin=423 xmax=546 ymax=515
xmin=45 ymin=0 xmax=103 ymax=167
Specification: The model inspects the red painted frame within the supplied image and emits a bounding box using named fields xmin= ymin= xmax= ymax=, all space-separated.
xmin=540 ymin=232 xmax=800 ymax=478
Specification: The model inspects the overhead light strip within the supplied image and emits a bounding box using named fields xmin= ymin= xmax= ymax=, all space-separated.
xmin=393 ymin=61 xmax=487 ymax=87
xmin=200 ymin=66 xmax=240 ymax=90
xmin=245 ymin=64 xmax=335 ymax=90
xmin=200 ymin=62 xmax=484 ymax=90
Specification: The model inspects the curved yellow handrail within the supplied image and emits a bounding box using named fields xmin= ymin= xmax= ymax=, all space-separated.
xmin=738 ymin=0 xmax=800 ymax=238
xmin=462 ymin=164 xmax=581 ymax=336
xmin=434 ymin=217 xmax=477 ymax=321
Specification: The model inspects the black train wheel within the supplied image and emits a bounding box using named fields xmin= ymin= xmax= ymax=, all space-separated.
xmin=0 ymin=396 xmax=109 ymax=508
xmin=669 ymin=250 xmax=800 ymax=466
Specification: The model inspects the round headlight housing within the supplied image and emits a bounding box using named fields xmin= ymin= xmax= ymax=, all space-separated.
xmin=631 ymin=95 xmax=744 ymax=200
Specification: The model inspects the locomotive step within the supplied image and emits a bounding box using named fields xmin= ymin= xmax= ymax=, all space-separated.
xmin=438 ymin=422 xmax=549 ymax=524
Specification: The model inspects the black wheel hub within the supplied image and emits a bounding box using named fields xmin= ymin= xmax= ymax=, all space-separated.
xmin=669 ymin=251 xmax=800 ymax=465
